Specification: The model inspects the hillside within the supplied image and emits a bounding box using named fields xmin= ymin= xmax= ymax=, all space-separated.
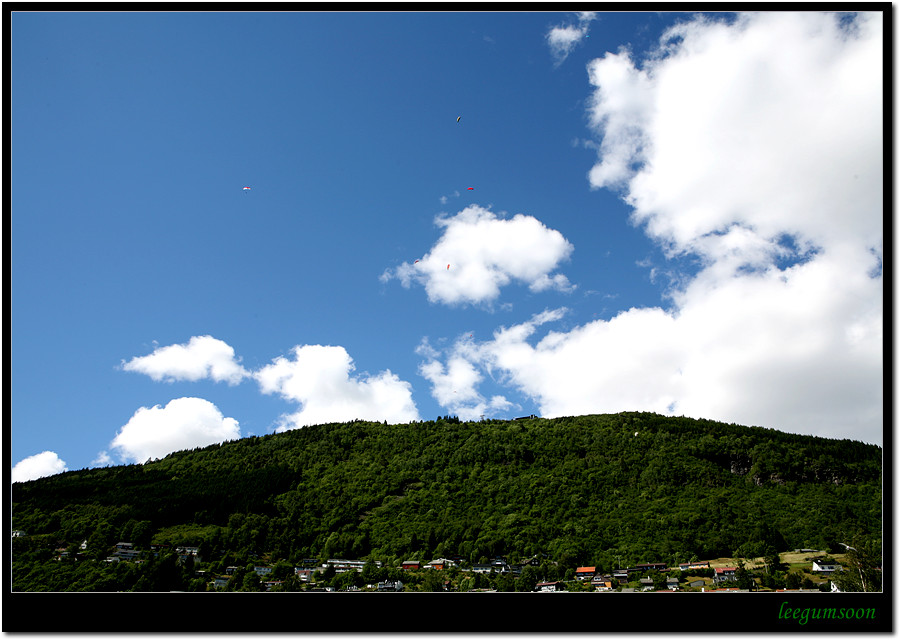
xmin=11 ymin=412 xmax=882 ymax=591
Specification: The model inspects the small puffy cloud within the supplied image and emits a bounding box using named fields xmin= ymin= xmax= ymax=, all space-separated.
xmin=381 ymin=205 xmax=574 ymax=307
xmin=12 ymin=451 xmax=68 ymax=483
xmin=255 ymin=345 xmax=420 ymax=430
xmin=109 ymin=397 xmax=241 ymax=464
xmin=547 ymin=12 xmax=597 ymax=65
xmin=121 ymin=336 xmax=249 ymax=385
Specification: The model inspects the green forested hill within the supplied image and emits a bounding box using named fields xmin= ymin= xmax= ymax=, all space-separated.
xmin=11 ymin=412 xmax=881 ymax=591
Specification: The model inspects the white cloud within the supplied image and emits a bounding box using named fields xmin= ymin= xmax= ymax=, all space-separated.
xmin=587 ymin=11 xmax=883 ymax=258
xmin=121 ymin=335 xmax=249 ymax=385
xmin=422 ymin=12 xmax=883 ymax=445
xmin=581 ymin=11 xmax=883 ymax=443
xmin=381 ymin=205 xmax=574 ymax=307
xmin=255 ymin=345 xmax=420 ymax=430
xmin=109 ymin=397 xmax=241 ymax=464
xmin=418 ymin=333 xmax=515 ymax=421
xmin=547 ymin=11 xmax=597 ymax=65
xmin=12 ymin=451 xmax=69 ymax=483
xmin=92 ymin=451 xmax=113 ymax=467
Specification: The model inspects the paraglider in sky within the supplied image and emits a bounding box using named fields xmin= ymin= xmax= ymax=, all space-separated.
xmin=447 ymin=264 xmax=451 ymax=270
xmin=457 ymin=116 xmax=461 ymax=123
xmin=242 ymin=187 xmax=251 ymax=191
xmin=467 ymin=187 xmax=474 ymax=190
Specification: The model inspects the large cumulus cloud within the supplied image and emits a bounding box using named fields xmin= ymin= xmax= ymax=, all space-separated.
xmin=421 ymin=12 xmax=883 ymax=444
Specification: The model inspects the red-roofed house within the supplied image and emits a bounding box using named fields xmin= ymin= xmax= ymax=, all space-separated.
xmin=575 ymin=566 xmax=597 ymax=580
xmin=713 ymin=567 xmax=738 ymax=583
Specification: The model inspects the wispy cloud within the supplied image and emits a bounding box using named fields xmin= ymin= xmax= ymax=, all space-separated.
xmin=12 ymin=451 xmax=69 ymax=483
xmin=108 ymin=397 xmax=241 ymax=464
xmin=254 ymin=344 xmax=420 ymax=430
xmin=121 ymin=335 xmax=249 ymax=385
xmin=547 ymin=12 xmax=597 ymax=66
xmin=381 ymin=205 xmax=574 ymax=307
xmin=417 ymin=334 xmax=515 ymax=421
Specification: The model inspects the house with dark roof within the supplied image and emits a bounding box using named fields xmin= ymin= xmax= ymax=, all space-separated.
xmin=633 ymin=562 xmax=668 ymax=573
xmin=592 ymin=576 xmax=615 ymax=591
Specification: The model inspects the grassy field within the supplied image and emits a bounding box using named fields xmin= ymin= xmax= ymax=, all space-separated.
xmin=700 ymin=550 xmax=847 ymax=590
xmin=706 ymin=550 xmax=846 ymax=571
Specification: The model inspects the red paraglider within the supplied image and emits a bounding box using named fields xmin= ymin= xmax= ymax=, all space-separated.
xmin=242 ymin=187 xmax=251 ymax=192
xmin=467 ymin=187 xmax=474 ymax=190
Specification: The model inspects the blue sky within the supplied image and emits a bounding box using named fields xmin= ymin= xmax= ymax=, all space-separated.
xmin=11 ymin=10 xmax=884 ymax=481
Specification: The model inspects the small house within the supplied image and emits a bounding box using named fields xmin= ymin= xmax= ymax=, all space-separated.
xmin=713 ymin=567 xmax=737 ymax=583
xmin=490 ymin=560 xmax=511 ymax=573
xmin=634 ymin=562 xmax=667 ymax=573
xmin=592 ymin=576 xmax=615 ymax=591
xmin=377 ymin=580 xmax=403 ymax=591
xmin=688 ymin=579 xmax=706 ymax=588
xmin=427 ymin=558 xmax=454 ymax=571
xmin=812 ymin=561 xmax=842 ymax=574
xmin=535 ymin=581 xmax=565 ymax=592
xmin=401 ymin=560 xmax=421 ymax=571
xmin=575 ymin=566 xmax=597 ymax=580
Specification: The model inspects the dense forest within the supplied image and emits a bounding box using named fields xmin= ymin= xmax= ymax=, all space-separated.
xmin=11 ymin=412 xmax=882 ymax=592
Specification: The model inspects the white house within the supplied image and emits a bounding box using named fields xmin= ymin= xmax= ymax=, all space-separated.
xmin=377 ymin=580 xmax=403 ymax=591
xmin=812 ymin=561 xmax=842 ymax=574
xmin=713 ymin=567 xmax=737 ymax=583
